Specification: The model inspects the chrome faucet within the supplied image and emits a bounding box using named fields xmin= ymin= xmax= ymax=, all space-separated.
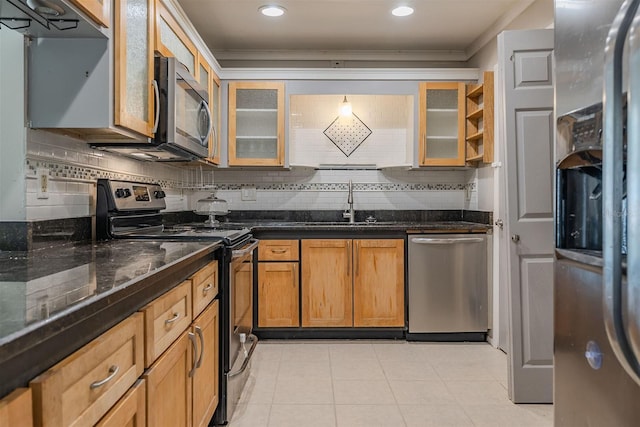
xmin=343 ymin=180 xmax=355 ymax=223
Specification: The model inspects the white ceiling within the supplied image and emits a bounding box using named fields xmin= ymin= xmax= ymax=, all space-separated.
xmin=176 ymin=0 xmax=538 ymax=64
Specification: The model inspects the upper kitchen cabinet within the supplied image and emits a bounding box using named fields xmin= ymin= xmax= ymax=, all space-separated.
xmin=155 ymin=0 xmax=197 ymax=76
xmin=418 ymin=82 xmax=466 ymax=167
xmin=465 ymin=71 xmax=494 ymax=164
xmin=114 ymin=0 xmax=155 ymax=138
xmin=70 ymin=0 xmax=111 ymax=28
xmin=228 ymin=81 xmax=285 ymax=167
xmin=196 ymin=55 xmax=221 ymax=165
xmin=28 ymin=0 xmax=155 ymax=141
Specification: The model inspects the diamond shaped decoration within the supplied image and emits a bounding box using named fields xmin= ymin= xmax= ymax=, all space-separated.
xmin=323 ymin=113 xmax=373 ymax=157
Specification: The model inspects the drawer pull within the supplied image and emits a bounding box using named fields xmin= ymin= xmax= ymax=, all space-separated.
xmin=90 ymin=365 xmax=119 ymax=389
xmin=203 ymin=283 xmax=213 ymax=294
xmin=270 ymin=248 xmax=287 ymax=254
xmin=165 ymin=312 xmax=180 ymax=326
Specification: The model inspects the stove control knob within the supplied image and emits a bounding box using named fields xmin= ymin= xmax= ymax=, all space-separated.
xmin=123 ymin=189 xmax=132 ymax=198
xmin=115 ymin=188 xmax=125 ymax=198
xmin=154 ymin=190 xmax=166 ymax=199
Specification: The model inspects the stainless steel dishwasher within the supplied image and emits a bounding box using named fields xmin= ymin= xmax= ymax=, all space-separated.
xmin=407 ymin=233 xmax=488 ymax=340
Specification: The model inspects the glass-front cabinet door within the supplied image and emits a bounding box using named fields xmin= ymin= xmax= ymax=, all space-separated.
xmin=418 ymin=82 xmax=466 ymax=166
xmin=228 ymin=81 xmax=285 ymax=167
xmin=114 ymin=0 xmax=155 ymax=138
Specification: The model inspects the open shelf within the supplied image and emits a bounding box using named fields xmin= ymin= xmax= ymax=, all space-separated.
xmin=465 ymin=71 xmax=494 ymax=165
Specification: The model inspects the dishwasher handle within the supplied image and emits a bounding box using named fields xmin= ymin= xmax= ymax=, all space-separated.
xmin=410 ymin=237 xmax=485 ymax=245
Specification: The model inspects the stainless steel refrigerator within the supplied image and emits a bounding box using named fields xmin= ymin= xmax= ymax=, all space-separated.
xmin=555 ymin=0 xmax=640 ymax=425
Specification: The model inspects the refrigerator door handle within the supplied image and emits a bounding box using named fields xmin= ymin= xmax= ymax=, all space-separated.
xmin=603 ymin=0 xmax=640 ymax=385
xmin=626 ymin=5 xmax=640 ymax=374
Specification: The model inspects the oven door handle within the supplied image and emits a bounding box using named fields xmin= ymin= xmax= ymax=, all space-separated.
xmin=232 ymin=239 xmax=259 ymax=259
xmin=228 ymin=334 xmax=258 ymax=378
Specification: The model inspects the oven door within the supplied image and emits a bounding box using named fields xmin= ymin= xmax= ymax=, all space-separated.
xmin=226 ymin=239 xmax=259 ymax=420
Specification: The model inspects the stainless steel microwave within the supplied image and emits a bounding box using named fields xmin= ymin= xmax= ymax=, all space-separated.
xmin=91 ymin=56 xmax=211 ymax=161
xmin=154 ymin=56 xmax=211 ymax=158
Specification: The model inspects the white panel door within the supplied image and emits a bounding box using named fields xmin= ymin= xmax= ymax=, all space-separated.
xmin=499 ymin=28 xmax=555 ymax=403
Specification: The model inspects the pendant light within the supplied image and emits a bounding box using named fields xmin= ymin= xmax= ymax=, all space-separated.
xmin=340 ymin=96 xmax=352 ymax=116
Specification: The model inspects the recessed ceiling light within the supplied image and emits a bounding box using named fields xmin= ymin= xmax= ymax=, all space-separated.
xmin=259 ymin=5 xmax=286 ymax=17
xmin=392 ymin=6 xmax=414 ymax=17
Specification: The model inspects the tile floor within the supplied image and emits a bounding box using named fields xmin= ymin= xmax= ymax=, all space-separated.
xmin=228 ymin=340 xmax=553 ymax=427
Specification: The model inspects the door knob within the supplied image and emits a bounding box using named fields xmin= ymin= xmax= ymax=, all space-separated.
xmin=511 ymin=234 xmax=520 ymax=243
xmin=495 ymin=219 xmax=504 ymax=229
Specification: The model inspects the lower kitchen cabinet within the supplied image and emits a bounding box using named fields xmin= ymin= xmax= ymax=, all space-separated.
xmin=301 ymin=239 xmax=405 ymax=328
xmin=301 ymin=239 xmax=353 ymax=327
xmin=192 ymin=300 xmax=219 ymax=427
xmin=258 ymin=262 xmax=299 ymax=327
xmin=144 ymin=332 xmax=192 ymax=427
xmin=142 ymin=274 xmax=220 ymax=427
xmin=0 ymin=388 xmax=33 ymax=427
xmin=30 ymin=313 xmax=145 ymax=427
xmin=96 ymin=379 xmax=146 ymax=427
xmin=257 ymin=240 xmax=300 ymax=328
xmin=353 ymin=239 xmax=404 ymax=327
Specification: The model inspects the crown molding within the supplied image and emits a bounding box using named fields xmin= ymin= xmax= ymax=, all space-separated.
xmin=219 ymin=67 xmax=479 ymax=81
xmin=213 ymin=49 xmax=468 ymax=63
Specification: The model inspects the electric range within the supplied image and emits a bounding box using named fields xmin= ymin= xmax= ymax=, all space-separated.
xmin=96 ymin=179 xmax=258 ymax=426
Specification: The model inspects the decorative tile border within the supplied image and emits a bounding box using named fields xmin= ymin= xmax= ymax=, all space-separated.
xmin=25 ymin=158 xmax=181 ymax=188
xmin=214 ymin=182 xmax=470 ymax=192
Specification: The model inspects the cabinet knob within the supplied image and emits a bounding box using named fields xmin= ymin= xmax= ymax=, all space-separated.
xmin=511 ymin=234 xmax=520 ymax=243
xmin=495 ymin=219 xmax=504 ymax=229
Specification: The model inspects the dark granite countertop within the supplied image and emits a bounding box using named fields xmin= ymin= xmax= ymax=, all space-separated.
xmin=223 ymin=220 xmax=491 ymax=233
xmin=0 ymin=239 xmax=222 ymax=398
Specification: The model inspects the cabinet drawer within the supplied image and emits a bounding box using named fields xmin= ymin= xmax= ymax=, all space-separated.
xmin=30 ymin=313 xmax=144 ymax=427
xmin=191 ymin=261 xmax=218 ymax=318
xmin=259 ymin=240 xmax=299 ymax=261
xmin=0 ymin=388 xmax=33 ymax=427
xmin=95 ymin=379 xmax=145 ymax=427
xmin=141 ymin=280 xmax=193 ymax=367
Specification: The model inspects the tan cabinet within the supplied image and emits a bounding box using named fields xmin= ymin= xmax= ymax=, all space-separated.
xmin=155 ymin=1 xmax=198 ymax=75
xmin=0 ymin=388 xmax=33 ymax=427
xmin=95 ymin=379 xmax=146 ymax=427
xmin=30 ymin=313 xmax=145 ymax=427
xmin=258 ymin=240 xmax=300 ymax=328
xmin=301 ymin=239 xmax=353 ymax=327
xmin=141 ymin=280 xmax=193 ymax=368
xmin=353 ymin=239 xmax=404 ymax=327
xmin=114 ymin=0 xmax=156 ymax=138
xmin=465 ymin=71 xmax=494 ymax=164
xmin=70 ymin=0 xmax=110 ymax=27
xmin=190 ymin=260 xmax=218 ymax=318
xmin=196 ymin=55 xmax=221 ymax=165
xmin=144 ymin=332 xmax=192 ymax=427
xmin=191 ymin=300 xmax=219 ymax=427
xmin=418 ymin=82 xmax=466 ymax=166
xmin=301 ymin=239 xmax=405 ymax=328
xmin=228 ymin=81 xmax=285 ymax=166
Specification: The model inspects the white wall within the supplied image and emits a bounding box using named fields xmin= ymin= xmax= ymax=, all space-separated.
xmin=0 ymin=30 xmax=26 ymax=222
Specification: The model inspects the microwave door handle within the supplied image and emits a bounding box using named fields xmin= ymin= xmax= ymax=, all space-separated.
xmin=603 ymin=0 xmax=640 ymax=384
xmin=152 ymin=80 xmax=160 ymax=134
xmin=625 ymin=5 xmax=640 ymax=375
xmin=201 ymin=100 xmax=213 ymax=145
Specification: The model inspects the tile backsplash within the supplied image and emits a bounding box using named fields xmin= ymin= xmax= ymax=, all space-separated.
xmin=23 ymin=130 xmax=480 ymax=220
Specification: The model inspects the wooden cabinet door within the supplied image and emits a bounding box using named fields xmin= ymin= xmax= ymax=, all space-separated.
xmin=301 ymin=239 xmax=352 ymax=327
xmin=353 ymin=239 xmax=405 ymax=327
xmin=418 ymin=82 xmax=466 ymax=166
xmin=228 ymin=81 xmax=285 ymax=166
xmin=155 ymin=1 xmax=197 ymax=75
xmin=70 ymin=0 xmax=110 ymax=27
xmin=0 ymin=388 xmax=32 ymax=427
xmin=258 ymin=262 xmax=299 ymax=327
xmin=114 ymin=0 xmax=155 ymax=138
xmin=144 ymin=332 xmax=192 ymax=427
xmin=192 ymin=301 xmax=219 ymax=427
xmin=95 ymin=380 xmax=146 ymax=427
